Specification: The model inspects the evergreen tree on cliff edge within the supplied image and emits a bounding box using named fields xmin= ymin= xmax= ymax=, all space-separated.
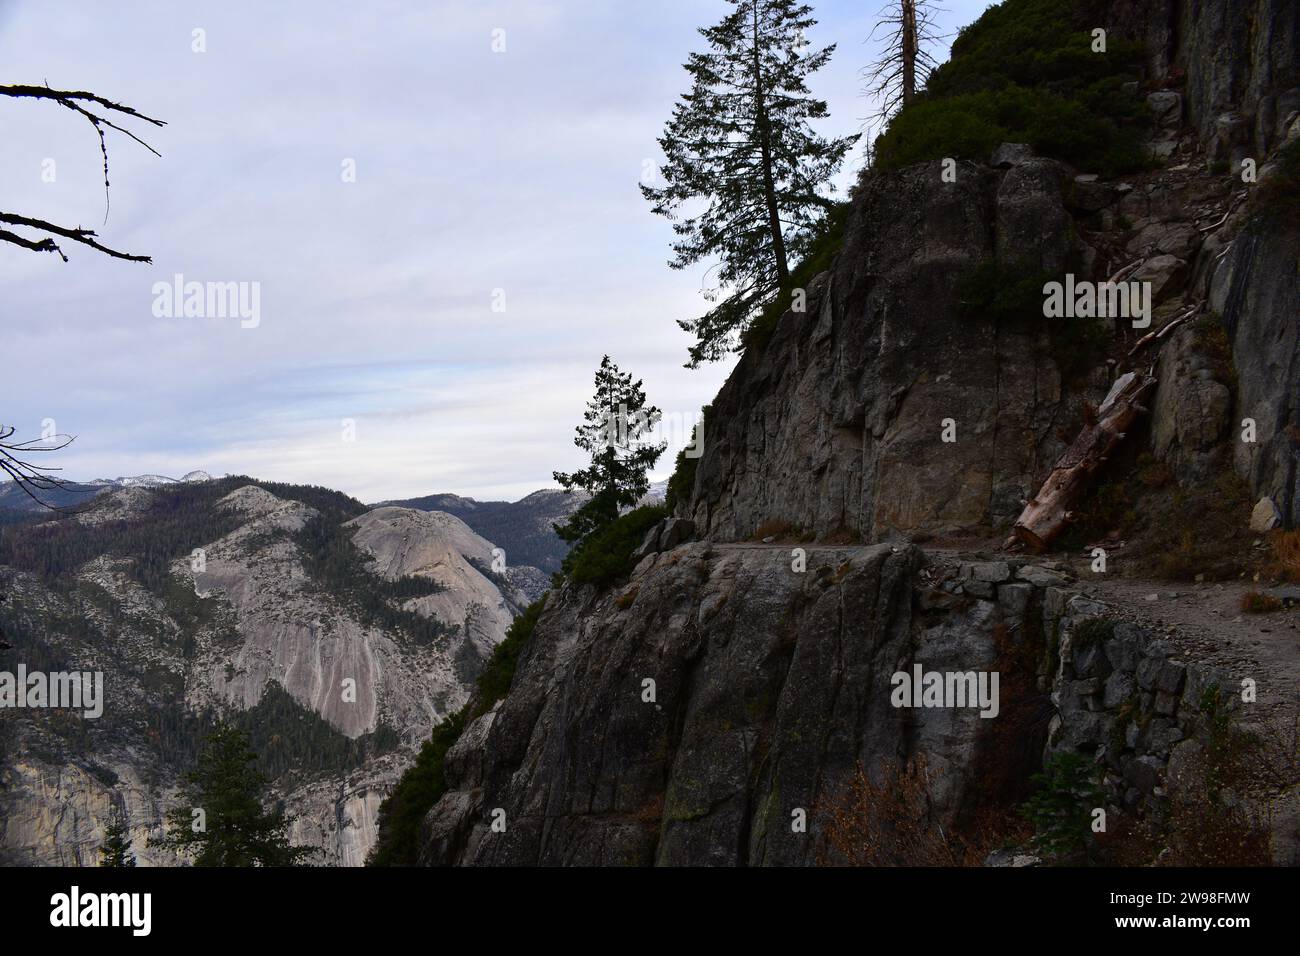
xmin=642 ymin=0 xmax=857 ymax=365
xmin=553 ymin=356 xmax=666 ymax=546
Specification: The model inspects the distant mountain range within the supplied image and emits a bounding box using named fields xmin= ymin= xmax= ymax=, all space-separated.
xmin=0 ymin=471 xmax=214 ymax=514
xmin=1 ymin=471 xmax=668 ymax=573
xmin=0 ymin=476 xmax=542 ymax=866
xmin=377 ymin=479 xmax=668 ymax=573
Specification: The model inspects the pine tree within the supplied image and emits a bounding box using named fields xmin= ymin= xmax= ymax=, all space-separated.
xmin=642 ymin=0 xmax=857 ymax=366
xmin=553 ymin=356 xmax=666 ymax=546
xmin=156 ymin=722 xmax=316 ymax=866
xmin=99 ymin=812 xmax=136 ymax=867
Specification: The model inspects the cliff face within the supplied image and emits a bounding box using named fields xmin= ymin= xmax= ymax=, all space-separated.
xmin=1110 ymin=0 xmax=1299 ymax=158
xmin=1214 ymin=227 xmax=1300 ymax=526
xmin=686 ymin=158 xmax=1089 ymax=543
xmin=416 ymin=0 xmax=1299 ymax=867
xmin=421 ymin=543 xmax=1036 ymax=865
xmin=422 ymin=538 xmax=1290 ymax=864
xmin=685 ymin=0 xmax=1299 ymax=545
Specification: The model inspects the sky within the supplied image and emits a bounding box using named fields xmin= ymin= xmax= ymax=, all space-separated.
xmin=0 ymin=0 xmax=995 ymax=503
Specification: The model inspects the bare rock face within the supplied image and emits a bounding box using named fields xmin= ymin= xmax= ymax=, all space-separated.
xmin=420 ymin=541 xmax=1298 ymax=866
xmin=1150 ymin=324 xmax=1233 ymax=483
xmin=1108 ymin=0 xmax=1300 ymax=157
xmin=687 ymin=159 xmax=1089 ymax=543
xmin=284 ymin=752 xmax=413 ymax=868
xmin=347 ymin=507 xmax=524 ymax=665
xmin=0 ymin=750 xmax=179 ymax=867
xmin=420 ymin=544 xmax=1053 ymax=866
xmin=73 ymin=485 xmax=154 ymax=526
xmin=188 ymin=493 xmax=452 ymax=741
xmin=1210 ymin=227 xmax=1300 ymax=526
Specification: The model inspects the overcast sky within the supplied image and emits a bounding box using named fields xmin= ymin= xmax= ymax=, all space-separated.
xmin=0 ymin=0 xmax=993 ymax=502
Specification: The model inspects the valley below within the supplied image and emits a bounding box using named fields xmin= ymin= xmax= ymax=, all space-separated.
xmin=0 ymin=476 xmax=561 ymax=866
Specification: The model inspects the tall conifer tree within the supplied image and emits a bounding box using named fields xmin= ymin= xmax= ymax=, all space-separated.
xmin=99 ymin=812 xmax=137 ymax=867
xmin=158 ymin=722 xmax=316 ymax=867
xmin=643 ymin=0 xmax=857 ymax=365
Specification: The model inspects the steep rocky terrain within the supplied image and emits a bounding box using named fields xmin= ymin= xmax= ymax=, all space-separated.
xmin=411 ymin=0 xmax=1299 ymax=867
xmin=0 ymin=480 xmax=540 ymax=866
xmin=421 ymin=540 xmax=1297 ymax=865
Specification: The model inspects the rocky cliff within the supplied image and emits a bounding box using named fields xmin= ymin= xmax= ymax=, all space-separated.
xmin=688 ymin=138 xmax=1298 ymax=544
xmin=421 ymin=538 xmax=1297 ymax=865
xmin=414 ymin=0 xmax=1299 ymax=867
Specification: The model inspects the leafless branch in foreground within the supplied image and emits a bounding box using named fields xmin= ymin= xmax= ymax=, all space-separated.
xmin=0 ymin=424 xmax=77 ymax=511
xmin=0 ymin=83 xmax=165 ymax=262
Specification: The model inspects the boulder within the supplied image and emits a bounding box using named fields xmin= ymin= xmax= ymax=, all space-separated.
xmin=1147 ymin=90 xmax=1183 ymax=128
xmin=965 ymin=560 xmax=1012 ymax=584
xmin=1123 ymin=755 xmax=1164 ymax=795
xmin=1250 ymin=496 xmax=1281 ymax=532
xmin=659 ymin=517 xmax=695 ymax=550
xmin=1017 ymin=564 xmax=1072 ymax=587
xmin=1069 ymin=175 xmax=1114 ymax=214
xmin=1126 ymin=221 xmax=1199 ymax=259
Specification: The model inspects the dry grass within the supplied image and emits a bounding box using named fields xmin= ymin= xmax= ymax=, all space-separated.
xmin=1266 ymin=530 xmax=1300 ymax=584
xmin=1158 ymin=756 xmax=1275 ymax=866
xmin=816 ymin=758 xmax=1027 ymax=866
xmin=1239 ymin=704 xmax=1300 ymax=795
xmin=1240 ymin=590 xmax=1283 ymax=614
xmin=1147 ymin=471 xmax=1253 ymax=581
xmin=1101 ymin=701 xmax=1297 ymax=866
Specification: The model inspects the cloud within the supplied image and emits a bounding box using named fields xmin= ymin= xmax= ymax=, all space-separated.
xmin=0 ymin=0 xmax=981 ymax=500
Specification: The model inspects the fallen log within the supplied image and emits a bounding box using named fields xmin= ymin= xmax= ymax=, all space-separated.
xmin=1013 ymin=371 xmax=1157 ymax=551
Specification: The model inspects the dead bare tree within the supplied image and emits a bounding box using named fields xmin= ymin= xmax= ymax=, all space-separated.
xmin=0 ymin=84 xmax=165 ymax=262
xmin=861 ymin=1 xmax=946 ymax=136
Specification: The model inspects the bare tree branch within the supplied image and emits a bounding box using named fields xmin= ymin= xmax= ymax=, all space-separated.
xmin=0 ymin=425 xmax=77 ymax=511
xmin=0 ymin=83 xmax=163 ymax=261
xmin=1 ymin=84 xmax=163 ymax=508
xmin=0 ymin=212 xmax=151 ymax=262
xmin=0 ymin=84 xmax=166 ymax=127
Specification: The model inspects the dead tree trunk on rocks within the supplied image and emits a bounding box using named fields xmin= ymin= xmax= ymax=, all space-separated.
xmin=1013 ymin=371 xmax=1157 ymax=551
